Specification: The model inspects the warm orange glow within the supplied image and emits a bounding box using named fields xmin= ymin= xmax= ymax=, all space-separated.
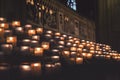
xmin=63 ymin=50 xmax=70 ymax=57
xmin=0 ymin=17 xmax=5 ymax=21
xmin=76 ymin=57 xmax=83 ymax=64
xmin=34 ymin=47 xmax=43 ymax=56
xmin=21 ymin=46 xmax=30 ymax=51
xmin=70 ymin=47 xmax=77 ymax=51
xmin=12 ymin=21 xmax=20 ymax=27
xmin=36 ymin=27 xmax=43 ymax=34
xmin=41 ymin=42 xmax=50 ymax=50
xmin=28 ymin=29 xmax=36 ymax=36
xmin=55 ymin=32 xmax=61 ymax=36
xmin=0 ymin=23 xmax=9 ymax=29
xmin=77 ymin=48 xmax=82 ymax=52
xmin=32 ymin=35 xmax=40 ymax=40
xmin=21 ymin=64 xmax=31 ymax=71
xmin=58 ymin=41 xmax=64 ymax=45
xmin=15 ymin=27 xmax=23 ymax=32
xmin=0 ymin=28 xmax=4 ymax=35
xmin=51 ymin=56 xmax=60 ymax=61
xmin=86 ymin=53 xmax=92 ymax=59
xmin=6 ymin=36 xmax=17 ymax=45
xmin=31 ymin=63 xmax=41 ymax=72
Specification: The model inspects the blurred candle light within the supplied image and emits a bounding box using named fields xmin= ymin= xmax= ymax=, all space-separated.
xmin=22 ymin=39 xmax=31 ymax=46
xmin=0 ymin=17 xmax=5 ymax=21
xmin=70 ymin=47 xmax=77 ymax=51
xmin=41 ymin=42 xmax=50 ymax=50
xmin=31 ymin=63 xmax=41 ymax=72
xmin=32 ymin=35 xmax=40 ymax=40
xmin=34 ymin=47 xmax=43 ymax=56
xmin=6 ymin=36 xmax=17 ymax=45
xmin=25 ymin=24 xmax=32 ymax=30
xmin=1 ymin=44 xmax=13 ymax=54
xmin=76 ymin=57 xmax=83 ymax=64
xmin=0 ymin=23 xmax=9 ymax=29
xmin=12 ymin=21 xmax=20 ymax=27
xmin=20 ymin=64 xmax=31 ymax=71
xmin=86 ymin=53 xmax=93 ymax=59
xmin=15 ymin=27 xmax=24 ymax=33
xmin=63 ymin=50 xmax=70 ymax=57
xmin=51 ymin=56 xmax=60 ymax=61
xmin=28 ymin=29 xmax=36 ymax=36
xmin=36 ymin=27 xmax=43 ymax=34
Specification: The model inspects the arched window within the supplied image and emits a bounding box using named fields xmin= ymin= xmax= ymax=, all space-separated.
xmin=67 ymin=0 xmax=76 ymax=10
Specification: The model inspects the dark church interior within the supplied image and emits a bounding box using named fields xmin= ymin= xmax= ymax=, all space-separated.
xmin=1 ymin=0 xmax=120 ymax=80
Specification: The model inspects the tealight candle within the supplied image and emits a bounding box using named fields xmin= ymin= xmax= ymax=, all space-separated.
xmin=34 ymin=47 xmax=43 ymax=56
xmin=28 ymin=29 xmax=36 ymax=36
xmin=6 ymin=36 xmax=17 ymax=45
xmin=41 ymin=42 xmax=50 ymax=50
xmin=0 ymin=23 xmax=9 ymax=29
xmin=36 ymin=27 xmax=43 ymax=34
xmin=1 ymin=44 xmax=13 ymax=54
xmin=76 ymin=57 xmax=83 ymax=64
xmin=12 ymin=21 xmax=21 ymax=27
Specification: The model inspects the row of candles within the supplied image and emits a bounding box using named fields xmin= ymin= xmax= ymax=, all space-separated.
xmin=0 ymin=17 xmax=120 ymax=72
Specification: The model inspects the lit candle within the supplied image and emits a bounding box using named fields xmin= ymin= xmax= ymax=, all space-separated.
xmin=77 ymin=48 xmax=82 ymax=52
xmin=70 ymin=58 xmax=75 ymax=64
xmin=76 ymin=57 xmax=83 ymax=64
xmin=28 ymin=29 xmax=36 ymax=36
xmin=0 ymin=17 xmax=6 ymax=22
xmin=51 ymin=56 xmax=60 ymax=61
xmin=20 ymin=46 xmax=30 ymax=54
xmin=31 ymin=40 xmax=39 ymax=47
xmin=15 ymin=27 xmax=24 ymax=33
xmin=58 ymin=41 xmax=64 ymax=45
xmin=1 ymin=44 xmax=13 ymax=54
xmin=0 ymin=23 xmax=9 ymax=29
xmin=22 ymin=39 xmax=31 ymax=46
xmin=70 ymin=52 xmax=77 ymax=57
xmin=86 ymin=53 xmax=92 ymax=59
xmin=36 ymin=27 xmax=43 ymax=34
xmin=55 ymin=32 xmax=61 ymax=36
xmin=6 ymin=36 xmax=17 ymax=45
xmin=62 ymin=50 xmax=70 ymax=57
xmin=34 ymin=47 xmax=43 ymax=56
xmin=25 ymin=24 xmax=32 ymax=30
xmin=20 ymin=64 xmax=31 ymax=71
xmin=32 ymin=35 xmax=40 ymax=40
xmin=12 ymin=21 xmax=21 ymax=27
xmin=31 ymin=63 xmax=41 ymax=73
xmin=41 ymin=42 xmax=50 ymax=50
xmin=70 ymin=47 xmax=77 ymax=51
